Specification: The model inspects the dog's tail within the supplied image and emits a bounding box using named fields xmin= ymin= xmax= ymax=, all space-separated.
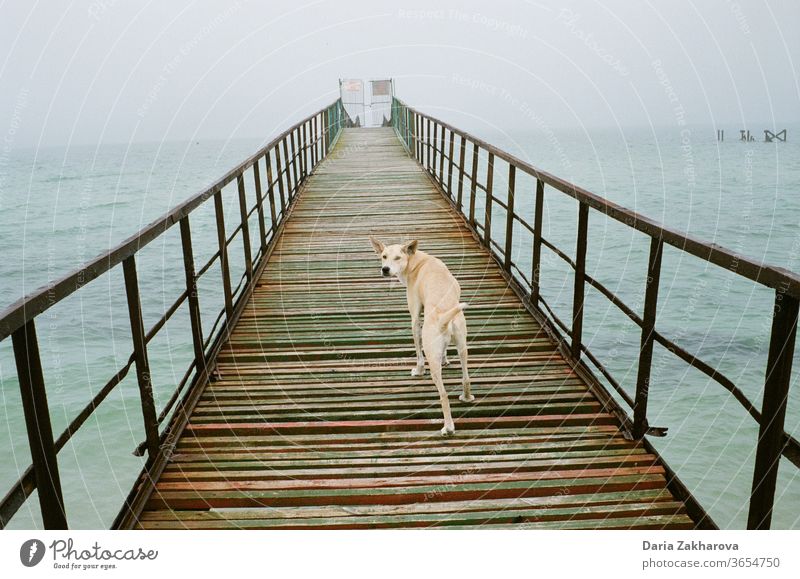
xmin=436 ymin=302 xmax=468 ymax=331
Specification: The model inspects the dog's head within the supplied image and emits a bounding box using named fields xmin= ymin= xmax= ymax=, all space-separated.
xmin=369 ymin=236 xmax=418 ymax=278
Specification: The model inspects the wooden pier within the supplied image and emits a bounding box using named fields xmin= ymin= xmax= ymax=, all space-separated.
xmin=2 ymin=93 xmax=798 ymax=531
xmin=133 ymin=129 xmax=695 ymax=529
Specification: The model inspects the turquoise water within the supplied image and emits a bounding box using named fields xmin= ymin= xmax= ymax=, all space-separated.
xmin=1 ymin=125 xmax=799 ymax=529
xmin=0 ymin=137 xmax=264 ymax=529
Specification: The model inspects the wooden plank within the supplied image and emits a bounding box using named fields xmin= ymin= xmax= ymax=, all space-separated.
xmin=135 ymin=128 xmax=701 ymax=530
xmin=140 ymin=488 xmax=676 ymax=520
xmin=138 ymin=501 xmax=687 ymax=529
xmin=145 ymin=473 xmax=670 ymax=510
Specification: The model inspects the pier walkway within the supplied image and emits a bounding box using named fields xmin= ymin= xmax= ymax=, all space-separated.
xmin=134 ymin=129 xmax=697 ymax=529
xmin=7 ymin=94 xmax=798 ymax=531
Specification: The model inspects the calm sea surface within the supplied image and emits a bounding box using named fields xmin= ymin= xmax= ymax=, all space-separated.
xmin=1 ymin=124 xmax=798 ymax=529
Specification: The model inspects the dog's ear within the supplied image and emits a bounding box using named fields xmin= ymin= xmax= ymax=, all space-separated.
xmin=402 ymin=240 xmax=418 ymax=255
xmin=369 ymin=235 xmax=385 ymax=255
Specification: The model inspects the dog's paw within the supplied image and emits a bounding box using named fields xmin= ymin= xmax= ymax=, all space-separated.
xmin=442 ymin=358 xmax=451 ymax=367
xmin=459 ymin=394 xmax=475 ymax=403
xmin=440 ymin=425 xmax=455 ymax=436
xmin=411 ymin=366 xmax=425 ymax=377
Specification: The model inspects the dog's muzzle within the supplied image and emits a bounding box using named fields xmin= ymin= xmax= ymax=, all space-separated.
xmin=381 ymin=266 xmax=390 ymax=276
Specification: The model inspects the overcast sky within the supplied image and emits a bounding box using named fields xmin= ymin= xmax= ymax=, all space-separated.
xmin=1 ymin=0 xmax=798 ymax=147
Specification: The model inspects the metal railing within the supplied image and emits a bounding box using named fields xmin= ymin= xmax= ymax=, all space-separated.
xmin=0 ymin=99 xmax=346 ymax=529
xmin=392 ymin=97 xmax=800 ymax=530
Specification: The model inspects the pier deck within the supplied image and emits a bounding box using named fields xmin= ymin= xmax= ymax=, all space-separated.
xmin=135 ymin=129 xmax=696 ymax=529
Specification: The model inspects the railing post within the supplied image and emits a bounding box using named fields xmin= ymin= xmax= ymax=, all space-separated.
xmin=332 ymin=104 xmax=337 ymax=147
xmin=411 ymin=111 xmax=416 ymax=160
xmin=179 ymin=217 xmax=206 ymax=377
xmin=236 ymin=174 xmax=254 ymax=282
xmin=289 ymin=130 xmax=299 ymax=196
xmin=430 ymin=119 xmax=436 ymax=176
xmin=446 ymin=130 xmax=455 ymax=197
xmin=405 ymin=107 xmax=411 ymax=150
xmin=276 ymin=144 xmax=288 ymax=218
xmin=503 ymin=165 xmax=516 ymax=271
xmin=456 ymin=135 xmax=466 ymax=211
xmin=531 ymin=179 xmax=544 ymax=303
xmin=281 ymin=137 xmax=292 ymax=204
xmin=334 ymin=102 xmax=339 ymax=135
xmin=415 ymin=113 xmax=421 ymax=160
xmin=318 ymin=112 xmax=323 ymax=160
xmin=122 ymin=255 xmax=161 ymax=462
xmin=414 ymin=112 xmax=425 ymax=165
xmin=328 ymin=105 xmax=334 ymax=149
xmin=214 ymin=191 xmax=234 ymax=320
xmin=438 ymin=125 xmax=446 ymax=184
xmin=301 ymin=121 xmax=308 ymax=180
xmin=298 ymin=124 xmax=306 ymax=183
xmin=11 ymin=319 xmax=68 ymax=529
xmin=311 ymin=115 xmax=318 ymax=168
xmin=633 ymin=236 xmax=664 ymax=439
xmin=326 ymin=105 xmax=339 ymax=148
xmin=323 ymin=109 xmax=330 ymax=155
xmin=468 ymin=142 xmax=479 ymax=227
xmin=428 ymin=118 xmax=434 ymax=172
xmin=252 ymin=159 xmax=267 ymax=255
xmin=571 ymin=203 xmax=589 ymax=359
xmin=265 ymin=152 xmax=278 ymax=232
xmin=483 ymin=152 xmax=495 ymax=246
xmin=748 ymin=292 xmax=799 ymax=529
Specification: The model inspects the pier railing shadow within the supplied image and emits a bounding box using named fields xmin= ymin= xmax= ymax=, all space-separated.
xmin=392 ymin=97 xmax=800 ymax=530
xmin=0 ymin=99 xmax=346 ymax=530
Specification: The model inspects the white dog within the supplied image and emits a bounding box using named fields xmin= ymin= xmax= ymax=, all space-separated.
xmin=369 ymin=236 xmax=473 ymax=435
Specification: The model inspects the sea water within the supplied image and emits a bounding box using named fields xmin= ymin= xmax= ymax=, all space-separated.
xmin=1 ymin=125 xmax=798 ymax=529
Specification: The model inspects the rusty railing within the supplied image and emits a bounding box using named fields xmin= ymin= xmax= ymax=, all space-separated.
xmin=0 ymin=99 xmax=346 ymax=529
xmin=392 ymin=97 xmax=800 ymax=530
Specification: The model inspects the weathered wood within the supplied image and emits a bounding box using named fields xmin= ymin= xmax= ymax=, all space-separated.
xmin=136 ymin=128 xmax=700 ymax=530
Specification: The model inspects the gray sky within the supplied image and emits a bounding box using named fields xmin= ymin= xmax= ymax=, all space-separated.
xmin=1 ymin=0 xmax=798 ymax=147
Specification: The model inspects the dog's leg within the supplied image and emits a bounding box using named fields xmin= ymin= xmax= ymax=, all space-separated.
xmin=441 ymin=344 xmax=450 ymax=367
xmin=454 ymin=315 xmax=474 ymax=403
xmin=424 ymin=329 xmax=455 ymax=435
xmin=409 ymin=299 xmax=425 ymax=377
xmin=430 ymin=357 xmax=455 ymax=436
